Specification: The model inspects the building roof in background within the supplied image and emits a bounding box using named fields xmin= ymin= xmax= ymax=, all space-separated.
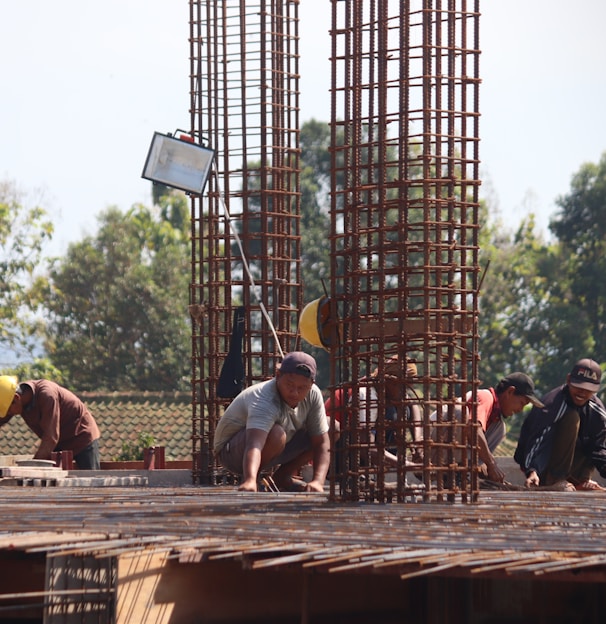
xmin=0 ymin=392 xmax=193 ymax=462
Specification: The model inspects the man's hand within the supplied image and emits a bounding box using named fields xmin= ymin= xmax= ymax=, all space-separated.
xmin=476 ymin=427 xmax=504 ymax=483
xmin=524 ymin=470 xmax=540 ymax=488
xmin=486 ymin=460 xmax=505 ymax=483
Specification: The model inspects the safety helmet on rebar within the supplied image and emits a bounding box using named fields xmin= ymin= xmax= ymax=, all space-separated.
xmin=299 ymin=296 xmax=333 ymax=350
xmin=0 ymin=376 xmax=18 ymax=419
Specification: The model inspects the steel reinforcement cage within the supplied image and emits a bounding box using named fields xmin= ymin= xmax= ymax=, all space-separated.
xmin=188 ymin=0 xmax=302 ymax=484
xmin=189 ymin=0 xmax=482 ymax=501
xmin=327 ymin=0 xmax=481 ymax=502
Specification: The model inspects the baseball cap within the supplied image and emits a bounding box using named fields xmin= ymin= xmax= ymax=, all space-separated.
xmin=278 ymin=351 xmax=317 ymax=382
xmin=502 ymin=372 xmax=544 ymax=408
xmin=569 ymin=358 xmax=602 ymax=392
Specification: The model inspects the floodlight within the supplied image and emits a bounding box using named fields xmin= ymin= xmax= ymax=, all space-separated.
xmin=141 ymin=131 xmax=214 ymax=194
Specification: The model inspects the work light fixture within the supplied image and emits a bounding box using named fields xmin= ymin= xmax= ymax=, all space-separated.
xmin=141 ymin=131 xmax=214 ymax=195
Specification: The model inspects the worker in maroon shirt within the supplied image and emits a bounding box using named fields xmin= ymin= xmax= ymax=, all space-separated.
xmin=0 ymin=376 xmax=101 ymax=469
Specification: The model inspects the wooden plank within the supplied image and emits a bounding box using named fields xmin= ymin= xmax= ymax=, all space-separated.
xmin=357 ymin=317 xmax=474 ymax=339
xmin=0 ymin=466 xmax=67 ymax=479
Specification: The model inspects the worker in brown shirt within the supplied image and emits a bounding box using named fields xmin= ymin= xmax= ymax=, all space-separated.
xmin=0 ymin=377 xmax=101 ymax=469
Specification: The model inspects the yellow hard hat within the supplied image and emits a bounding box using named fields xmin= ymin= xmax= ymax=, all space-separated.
xmin=299 ymin=296 xmax=334 ymax=350
xmin=0 ymin=376 xmax=18 ymax=418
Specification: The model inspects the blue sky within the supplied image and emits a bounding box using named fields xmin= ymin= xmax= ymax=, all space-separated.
xmin=1 ymin=0 xmax=605 ymax=255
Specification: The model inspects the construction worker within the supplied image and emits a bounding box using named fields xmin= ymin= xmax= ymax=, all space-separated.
xmin=430 ymin=372 xmax=544 ymax=483
xmin=214 ymin=352 xmax=330 ymax=492
xmin=514 ymin=358 xmax=606 ymax=491
xmin=325 ymin=355 xmax=422 ymax=468
xmin=0 ymin=376 xmax=101 ymax=469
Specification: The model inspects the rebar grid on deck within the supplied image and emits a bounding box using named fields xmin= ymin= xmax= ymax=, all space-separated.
xmin=1 ymin=487 xmax=606 ymax=620
xmin=188 ymin=1 xmax=302 ymax=483
xmin=0 ymin=488 xmax=606 ymax=581
xmin=328 ymin=1 xmax=481 ymax=503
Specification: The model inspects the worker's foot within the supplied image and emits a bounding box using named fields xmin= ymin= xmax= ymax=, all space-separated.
xmin=572 ymin=479 xmax=606 ymax=492
xmin=547 ymin=480 xmax=576 ymax=492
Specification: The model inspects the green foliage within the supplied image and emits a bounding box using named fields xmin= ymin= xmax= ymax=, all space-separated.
xmin=4 ymin=131 xmax=605 ymax=417
xmin=550 ymin=152 xmax=606 ymax=360
xmin=300 ymin=119 xmax=333 ymax=299
xmin=296 ymin=120 xmax=442 ymax=387
xmin=477 ymin=207 xmax=594 ymax=391
xmin=476 ymin=151 xmax=606 ymax=393
xmin=0 ymin=180 xmax=54 ymax=359
xmin=113 ymin=432 xmax=156 ymax=462
xmin=298 ymin=121 xmax=336 ymax=385
xmin=1 ymin=358 xmax=66 ymax=384
xmin=298 ymin=128 xmax=606 ymax=398
xmin=44 ymin=198 xmax=191 ymax=392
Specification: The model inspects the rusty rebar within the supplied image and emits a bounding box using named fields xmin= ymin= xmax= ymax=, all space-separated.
xmin=189 ymin=1 xmax=302 ymax=484
xmin=328 ymin=0 xmax=481 ymax=503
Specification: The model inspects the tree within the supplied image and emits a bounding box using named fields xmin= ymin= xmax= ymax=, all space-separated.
xmin=550 ymin=152 xmax=606 ymax=360
xmin=300 ymin=121 xmax=332 ymax=303
xmin=2 ymin=358 xmax=66 ymax=385
xmin=296 ymin=120 xmax=432 ymax=386
xmin=0 ymin=180 xmax=53 ymax=362
xmin=476 ymin=212 xmax=548 ymax=383
xmin=298 ymin=121 xmax=335 ymax=384
xmin=44 ymin=197 xmax=191 ymax=391
xmin=477 ymin=201 xmax=594 ymax=394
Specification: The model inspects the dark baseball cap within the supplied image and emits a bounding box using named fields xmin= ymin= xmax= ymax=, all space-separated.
xmin=278 ymin=351 xmax=317 ymax=382
xmin=569 ymin=358 xmax=602 ymax=392
xmin=502 ymin=372 xmax=544 ymax=408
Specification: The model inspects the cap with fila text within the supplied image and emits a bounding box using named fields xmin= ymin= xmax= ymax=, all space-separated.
xmin=569 ymin=358 xmax=602 ymax=392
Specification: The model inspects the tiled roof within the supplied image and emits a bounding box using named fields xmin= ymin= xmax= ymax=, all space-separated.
xmin=0 ymin=392 xmax=193 ymax=462
xmin=0 ymin=388 xmax=520 ymax=462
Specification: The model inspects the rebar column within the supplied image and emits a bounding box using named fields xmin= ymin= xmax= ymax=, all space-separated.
xmin=328 ymin=0 xmax=481 ymax=502
xmin=188 ymin=0 xmax=302 ymax=484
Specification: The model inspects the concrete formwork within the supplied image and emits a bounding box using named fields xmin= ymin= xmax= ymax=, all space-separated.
xmin=0 ymin=487 xmax=605 ymax=622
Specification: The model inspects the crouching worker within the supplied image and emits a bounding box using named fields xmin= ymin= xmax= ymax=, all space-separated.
xmin=0 ymin=376 xmax=101 ymax=470
xmin=430 ymin=373 xmax=543 ymax=483
xmin=514 ymin=359 xmax=606 ymax=492
xmin=325 ymin=355 xmax=420 ymax=469
xmin=214 ymin=352 xmax=330 ymax=492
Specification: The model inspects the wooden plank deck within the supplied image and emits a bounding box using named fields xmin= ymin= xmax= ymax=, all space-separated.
xmin=0 ymin=485 xmax=604 ymax=581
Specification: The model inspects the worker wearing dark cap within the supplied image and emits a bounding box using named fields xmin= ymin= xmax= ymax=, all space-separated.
xmin=430 ymin=372 xmax=544 ymax=483
xmin=214 ymin=351 xmax=329 ymax=492
xmin=474 ymin=372 xmax=544 ymax=482
xmin=514 ymin=358 xmax=606 ymax=491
